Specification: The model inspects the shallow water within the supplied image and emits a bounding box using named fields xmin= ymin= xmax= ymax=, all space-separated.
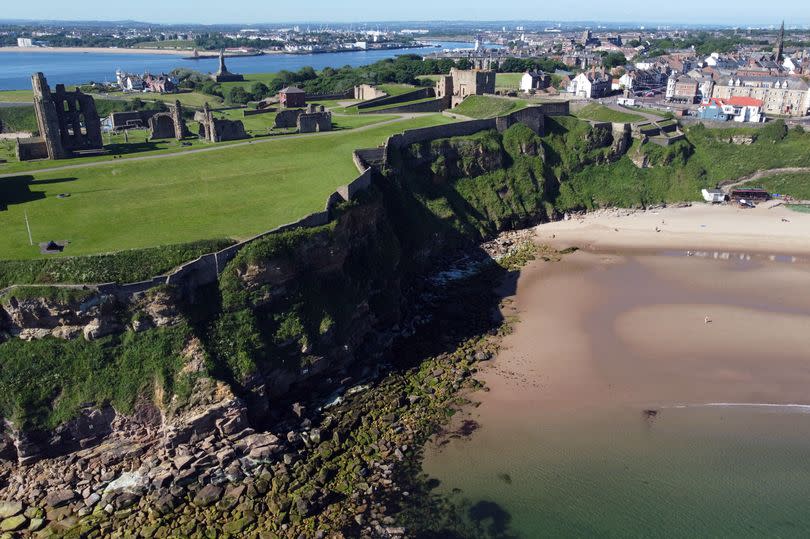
xmin=420 ymin=251 xmax=810 ymax=538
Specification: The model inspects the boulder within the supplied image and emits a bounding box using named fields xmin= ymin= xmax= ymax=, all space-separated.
xmin=192 ymin=484 xmax=223 ymax=507
xmin=83 ymin=318 xmax=119 ymax=341
xmin=0 ymin=514 xmax=27 ymax=532
xmin=0 ymin=501 xmax=22 ymax=519
xmin=45 ymin=490 xmax=76 ymax=508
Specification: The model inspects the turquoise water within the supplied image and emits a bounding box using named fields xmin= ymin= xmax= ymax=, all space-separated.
xmin=418 ymin=253 xmax=810 ymax=538
xmin=424 ymin=405 xmax=810 ymax=538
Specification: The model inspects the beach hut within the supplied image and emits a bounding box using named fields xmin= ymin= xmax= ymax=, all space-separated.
xmin=701 ymin=188 xmax=727 ymax=203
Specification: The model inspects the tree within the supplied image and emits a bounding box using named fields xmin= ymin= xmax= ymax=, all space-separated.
xmin=602 ymin=52 xmax=627 ymax=69
xmin=227 ymin=86 xmax=251 ymax=105
xmin=250 ymin=82 xmax=270 ymax=101
xmin=456 ymin=58 xmax=472 ymax=70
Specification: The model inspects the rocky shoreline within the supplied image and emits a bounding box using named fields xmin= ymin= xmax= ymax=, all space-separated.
xmin=0 ymin=234 xmax=546 ymax=538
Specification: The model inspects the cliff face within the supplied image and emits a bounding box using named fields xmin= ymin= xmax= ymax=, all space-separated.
xmin=0 ymin=121 xmax=624 ymax=463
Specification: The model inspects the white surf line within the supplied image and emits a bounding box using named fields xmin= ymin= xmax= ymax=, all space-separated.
xmin=665 ymin=403 xmax=810 ymax=412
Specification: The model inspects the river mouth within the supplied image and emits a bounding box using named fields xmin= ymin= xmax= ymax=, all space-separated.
xmin=418 ymin=249 xmax=810 ymax=538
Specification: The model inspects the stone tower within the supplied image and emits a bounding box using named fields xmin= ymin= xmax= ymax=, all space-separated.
xmin=775 ymin=21 xmax=785 ymax=63
xmin=31 ymin=72 xmax=66 ymax=159
xmin=172 ymin=100 xmax=185 ymax=140
xmin=218 ymin=49 xmax=227 ymax=74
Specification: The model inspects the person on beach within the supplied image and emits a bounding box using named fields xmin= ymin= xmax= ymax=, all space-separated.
xmin=705 ymin=316 xmax=712 ymax=324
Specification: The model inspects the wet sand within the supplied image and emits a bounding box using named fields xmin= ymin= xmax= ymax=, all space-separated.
xmin=421 ymin=237 xmax=810 ymax=537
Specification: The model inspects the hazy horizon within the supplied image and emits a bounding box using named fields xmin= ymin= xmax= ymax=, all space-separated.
xmin=1 ymin=0 xmax=807 ymax=27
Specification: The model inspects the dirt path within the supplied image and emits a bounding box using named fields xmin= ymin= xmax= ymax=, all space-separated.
xmin=0 ymin=114 xmax=425 ymax=179
xmin=719 ymin=167 xmax=810 ymax=192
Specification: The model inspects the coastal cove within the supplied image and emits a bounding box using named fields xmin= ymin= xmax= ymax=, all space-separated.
xmin=418 ymin=213 xmax=810 ymax=537
xmin=0 ymin=42 xmax=472 ymax=91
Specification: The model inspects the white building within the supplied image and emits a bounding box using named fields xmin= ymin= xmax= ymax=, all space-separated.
xmin=17 ymin=38 xmax=33 ymax=47
xmin=520 ymin=71 xmax=547 ymax=92
xmin=115 ymin=70 xmax=145 ymax=92
xmin=567 ymin=71 xmax=611 ymax=98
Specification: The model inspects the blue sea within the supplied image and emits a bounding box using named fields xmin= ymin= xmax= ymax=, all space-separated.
xmin=0 ymin=41 xmax=473 ymax=90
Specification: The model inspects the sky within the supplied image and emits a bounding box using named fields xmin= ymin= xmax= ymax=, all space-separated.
xmin=2 ymin=0 xmax=808 ymax=26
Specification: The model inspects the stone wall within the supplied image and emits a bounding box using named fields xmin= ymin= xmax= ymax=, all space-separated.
xmin=354 ymin=84 xmax=387 ymax=101
xmin=274 ymin=109 xmax=303 ymax=129
xmin=297 ymin=111 xmax=332 ymax=133
xmin=16 ymin=138 xmax=49 ymax=161
xmin=243 ymin=108 xmax=276 ymax=117
xmin=148 ymin=114 xmax=176 ymax=139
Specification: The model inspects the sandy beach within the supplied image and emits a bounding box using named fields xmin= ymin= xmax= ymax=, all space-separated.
xmin=537 ymin=201 xmax=810 ymax=256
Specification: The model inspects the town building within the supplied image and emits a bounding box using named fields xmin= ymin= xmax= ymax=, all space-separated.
xmin=115 ymin=70 xmax=144 ymax=92
xmin=665 ymin=74 xmax=699 ymax=103
xmin=143 ymin=73 xmax=177 ymax=94
xmin=697 ymin=96 xmax=764 ymax=123
xmin=279 ymin=86 xmax=306 ymax=108
xmin=712 ymin=76 xmax=810 ymax=116
xmin=568 ymin=70 xmax=611 ymax=99
xmin=520 ymin=70 xmax=549 ymax=92
xmin=17 ymin=38 xmax=33 ymax=48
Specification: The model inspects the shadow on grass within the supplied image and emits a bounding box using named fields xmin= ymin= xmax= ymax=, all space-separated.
xmin=0 ymin=175 xmax=77 ymax=211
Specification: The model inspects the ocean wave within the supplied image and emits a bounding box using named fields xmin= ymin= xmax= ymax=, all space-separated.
xmin=667 ymin=403 xmax=810 ymax=412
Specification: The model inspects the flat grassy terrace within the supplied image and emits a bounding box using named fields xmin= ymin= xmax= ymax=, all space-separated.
xmin=0 ymin=114 xmax=455 ymax=260
xmin=451 ymin=95 xmax=528 ymax=119
xmin=573 ymin=103 xmax=644 ymax=123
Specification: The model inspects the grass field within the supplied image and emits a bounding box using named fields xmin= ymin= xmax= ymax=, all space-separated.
xmin=0 ymin=89 xmax=219 ymax=109
xmin=573 ymin=103 xmax=644 ymax=123
xmin=495 ymin=73 xmax=523 ymax=89
xmin=213 ymin=108 xmax=397 ymax=135
xmin=0 ymin=90 xmax=35 ymax=103
xmin=0 ymin=114 xmax=455 ymax=260
xmin=451 ymin=95 xmax=528 ymax=119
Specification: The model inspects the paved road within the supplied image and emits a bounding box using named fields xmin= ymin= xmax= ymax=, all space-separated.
xmin=0 ymin=114 xmax=425 ymax=179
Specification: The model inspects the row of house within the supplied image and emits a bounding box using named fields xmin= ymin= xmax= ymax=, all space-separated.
xmin=115 ymin=70 xmax=178 ymax=94
xmin=697 ymin=96 xmax=764 ymax=123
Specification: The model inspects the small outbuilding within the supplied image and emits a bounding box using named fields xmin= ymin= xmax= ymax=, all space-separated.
xmin=279 ymin=86 xmax=306 ymax=108
xmin=701 ymin=188 xmax=727 ymax=203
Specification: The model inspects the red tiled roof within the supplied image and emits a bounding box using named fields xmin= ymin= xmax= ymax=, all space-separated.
xmin=725 ymin=96 xmax=763 ymax=107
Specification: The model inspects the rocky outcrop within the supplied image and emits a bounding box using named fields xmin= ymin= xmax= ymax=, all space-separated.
xmin=0 ymin=285 xmax=183 ymax=342
xmin=405 ymin=134 xmax=505 ymax=180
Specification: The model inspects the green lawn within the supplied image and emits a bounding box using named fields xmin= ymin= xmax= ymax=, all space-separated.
xmin=359 ymin=97 xmax=440 ymax=113
xmin=451 ymin=95 xmax=528 ymax=119
xmin=213 ymin=108 xmax=397 ymax=136
xmin=495 ymin=73 xmax=523 ymax=89
xmin=0 ymin=90 xmax=34 ymax=103
xmin=573 ymin=103 xmax=644 ymax=123
xmin=0 ymin=114 xmax=455 ymax=260
xmin=377 ymin=83 xmax=419 ymax=96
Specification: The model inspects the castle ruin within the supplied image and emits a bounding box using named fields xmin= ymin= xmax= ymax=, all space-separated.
xmin=436 ymin=68 xmax=497 ymax=108
xmin=148 ymin=100 xmax=187 ymax=140
xmin=18 ymin=72 xmax=103 ymax=160
xmin=195 ymin=103 xmax=248 ymax=142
